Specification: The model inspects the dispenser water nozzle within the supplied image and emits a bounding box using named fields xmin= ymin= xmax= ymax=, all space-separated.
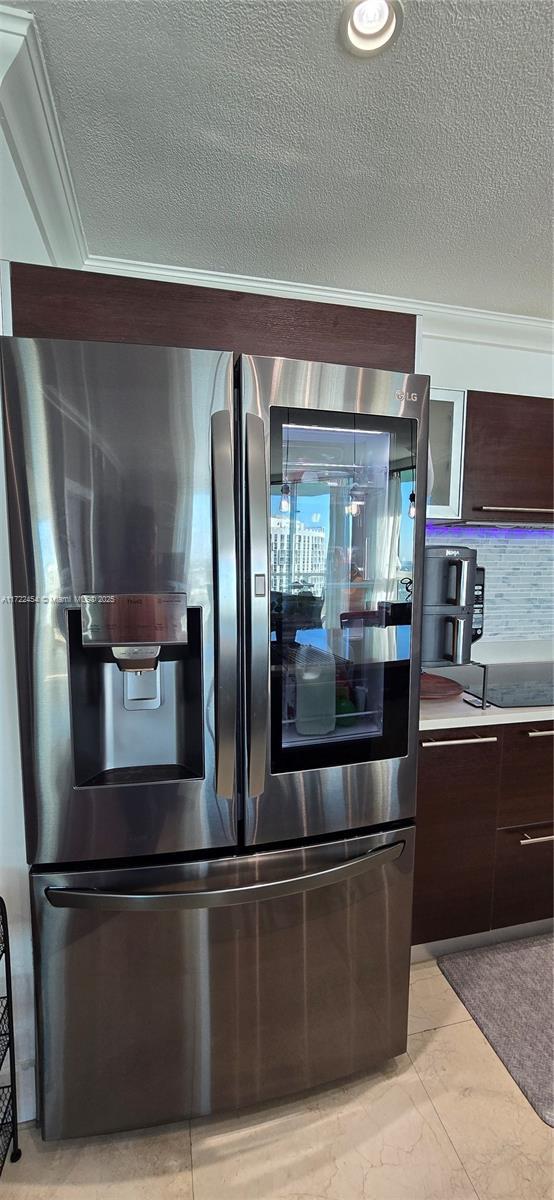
xmin=111 ymin=645 xmax=161 ymax=673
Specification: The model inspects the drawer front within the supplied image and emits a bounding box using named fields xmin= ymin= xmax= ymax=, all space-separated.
xmin=413 ymin=729 xmax=501 ymax=944
xmin=492 ymin=823 xmax=554 ymax=930
xmin=33 ymin=829 xmax=414 ymax=1139
xmin=499 ymin=723 xmax=554 ymax=828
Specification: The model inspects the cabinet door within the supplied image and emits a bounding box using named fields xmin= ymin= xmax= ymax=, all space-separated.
xmin=492 ymin=824 xmax=554 ymax=929
xmin=412 ymin=729 xmax=501 ymax=944
xmin=462 ymin=391 xmax=554 ymax=522
xmin=498 ymin=723 xmax=554 ymax=828
xmin=427 ymin=389 xmax=466 ymax=519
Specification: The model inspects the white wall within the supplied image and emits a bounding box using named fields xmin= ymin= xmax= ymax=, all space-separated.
xmin=0 ymin=273 xmax=36 ymax=1122
xmin=0 ymin=11 xmax=52 ymax=1124
xmin=0 ymin=127 xmax=50 ymax=266
xmin=0 ymin=78 xmax=52 ymax=1121
xmin=418 ymin=309 xmax=553 ymax=397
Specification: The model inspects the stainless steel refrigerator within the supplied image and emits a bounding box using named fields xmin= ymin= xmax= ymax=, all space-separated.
xmin=0 ymin=337 xmax=429 ymax=1139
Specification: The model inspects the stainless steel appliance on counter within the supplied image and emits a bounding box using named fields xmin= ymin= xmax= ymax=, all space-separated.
xmin=421 ymin=544 xmax=484 ymax=667
xmin=1 ymin=338 xmax=429 ymax=1140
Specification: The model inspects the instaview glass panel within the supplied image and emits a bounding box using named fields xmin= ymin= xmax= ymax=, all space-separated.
xmin=270 ymin=409 xmax=417 ymax=774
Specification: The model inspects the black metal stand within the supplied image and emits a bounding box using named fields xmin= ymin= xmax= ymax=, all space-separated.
xmin=0 ymin=897 xmax=21 ymax=1173
xmin=462 ymin=661 xmax=492 ymax=709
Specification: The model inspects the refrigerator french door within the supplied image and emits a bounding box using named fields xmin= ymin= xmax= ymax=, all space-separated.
xmin=1 ymin=337 xmax=429 ymax=1140
xmin=241 ymin=355 xmax=429 ymax=845
xmin=1 ymin=337 xmax=238 ymax=864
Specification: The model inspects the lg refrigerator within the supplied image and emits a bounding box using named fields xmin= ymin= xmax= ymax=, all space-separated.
xmin=0 ymin=337 xmax=429 ymax=1139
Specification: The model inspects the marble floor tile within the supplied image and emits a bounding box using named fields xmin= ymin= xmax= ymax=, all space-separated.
xmin=1 ymin=1121 xmax=193 ymax=1200
xmin=408 ymin=971 xmax=472 ymax=1034
xmin=410 ymin=957 xmax=440 ymax=981
xmin=408 ymin=1021 xmax=553 ymax=1200
xmin=191 ymin=1053 xmax=477 ymax=1200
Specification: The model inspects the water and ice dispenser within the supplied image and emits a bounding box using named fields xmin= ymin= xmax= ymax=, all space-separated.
xmin=69 ymin=593 xmax=204 ymax=787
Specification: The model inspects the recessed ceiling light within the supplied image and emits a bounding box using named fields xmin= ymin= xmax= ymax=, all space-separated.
xmin=340 ymin=0 xmax=403 ymax=57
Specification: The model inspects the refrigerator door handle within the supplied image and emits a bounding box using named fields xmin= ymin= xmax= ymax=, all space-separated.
xmin=245 ymin=412 xmax=269 ymax=798
xmin=44 ymin=840 xmax=405 ymax=911
xmin=211 ymin=410 xmax=238 ymax=798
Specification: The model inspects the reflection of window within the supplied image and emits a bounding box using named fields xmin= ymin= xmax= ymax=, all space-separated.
xmin=269 ymin=409 xmax=418 ymax=771
xmin=398 ymin=473 xmax=416 ymax=600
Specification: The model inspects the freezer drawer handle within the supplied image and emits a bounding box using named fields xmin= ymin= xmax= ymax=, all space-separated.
xmin=44 ymin=841 xmax=405 ymax=912
xmin=211 ymin=410 xmax=238 ymax=799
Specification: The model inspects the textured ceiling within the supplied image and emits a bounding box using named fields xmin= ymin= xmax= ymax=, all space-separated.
xmin=7 ymin=0 xmax=554 ymax=316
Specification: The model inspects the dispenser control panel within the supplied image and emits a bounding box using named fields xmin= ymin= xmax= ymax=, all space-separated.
xmin=81 ymin=593 xmax=188 ymax=646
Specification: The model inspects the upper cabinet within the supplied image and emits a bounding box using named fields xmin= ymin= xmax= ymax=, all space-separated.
xmin=427 ymin=388 xmax=554 ymax=524
xmin=427 ymin=388 xmax=466 ymax=520
xmin=461 ymin=391 xmax=554 ymax=523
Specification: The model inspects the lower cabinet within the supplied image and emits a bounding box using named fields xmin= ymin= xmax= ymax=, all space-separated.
xmin=492 ymin=823 xmax=554 ymax=929
xmin=498 ymin=724 xmax=554 ymax=827
xmin=413 ymin=721 xmax=554 ymax=944
xmin=412 ymin=729 xmax=500 ymax=944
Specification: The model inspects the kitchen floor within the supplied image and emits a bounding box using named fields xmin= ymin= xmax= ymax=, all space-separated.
xmin=3 ymin=959 xmax=551 ymax=1200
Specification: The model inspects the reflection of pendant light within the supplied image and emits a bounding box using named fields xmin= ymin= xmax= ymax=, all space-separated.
xmin=280 ymin=430 xmax=291 ymax=513
xmin=279 ymin=482 xmax=291 ymax=514
xmin=346 ymin=482 xmax=365 ymax=517
xmin=408 ymin=490 xmax=416 ymax=519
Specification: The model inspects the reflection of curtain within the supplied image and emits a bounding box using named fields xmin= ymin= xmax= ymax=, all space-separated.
xmin=365 ymin=473 xmax=402 ymax=661
xmin=374 ymin=473 xmax=402 ymax=605
xmin=321 ymin=484 xmax=350 ymax=632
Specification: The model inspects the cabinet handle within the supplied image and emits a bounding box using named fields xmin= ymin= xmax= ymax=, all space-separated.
xmin=526 ymin=729 xmax=554 ymax=738
xmin=421 ymin=736 xmax=498 ymax=748
xmin=475 ymin=506 xmax=554 ymax=514
xmin=520 ymin=832 xmax=554 ymax=846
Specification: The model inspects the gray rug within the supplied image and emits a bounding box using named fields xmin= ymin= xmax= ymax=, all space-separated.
xmin=438 ymin=933 xmax=554 ymax=1126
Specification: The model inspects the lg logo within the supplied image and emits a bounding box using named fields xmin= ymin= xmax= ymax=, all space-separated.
xmin=395 ymin=391 xmax=419 ymax=403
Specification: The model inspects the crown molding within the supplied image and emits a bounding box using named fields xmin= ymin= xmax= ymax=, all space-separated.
xmin=0 ymin=3 xmax=87 ymax=267
xmin=0 ymin=3 xmax=31 ymax=87
xmin=85 ymin=253 xmax=553 ymax=355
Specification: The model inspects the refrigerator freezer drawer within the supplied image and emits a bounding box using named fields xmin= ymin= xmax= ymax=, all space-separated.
xmin=32 ymin=827 xmax=415 ymax=1139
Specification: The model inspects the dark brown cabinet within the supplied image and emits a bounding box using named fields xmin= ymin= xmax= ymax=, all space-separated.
xmin=413 ymin=720 xmax=554 ymax=945
xmin=492 ymin=823 xmax=554 ymax=929
xmin=462 ymin=390 xmax=554 ymax=522
xmin=498 ymin=723 xmax=554 ymax=828
xmin=493 ymin=721 xmax=554 ymax=930
xmin=8 ymin=262 xmax=416 ymax=372
xmin=412 ymin=729 xmax=501 ymax=944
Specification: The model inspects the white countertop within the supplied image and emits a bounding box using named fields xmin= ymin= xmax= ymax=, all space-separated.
xmin=420 ymin=695 xmax=554 ymax=730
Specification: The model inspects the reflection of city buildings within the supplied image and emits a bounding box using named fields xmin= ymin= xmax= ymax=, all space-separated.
xmin=270 ymin=517 xmax=326 ymax=595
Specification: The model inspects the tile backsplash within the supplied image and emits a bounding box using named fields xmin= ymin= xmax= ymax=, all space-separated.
xmin=425 ymin=524 xmax=554 ymax=641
